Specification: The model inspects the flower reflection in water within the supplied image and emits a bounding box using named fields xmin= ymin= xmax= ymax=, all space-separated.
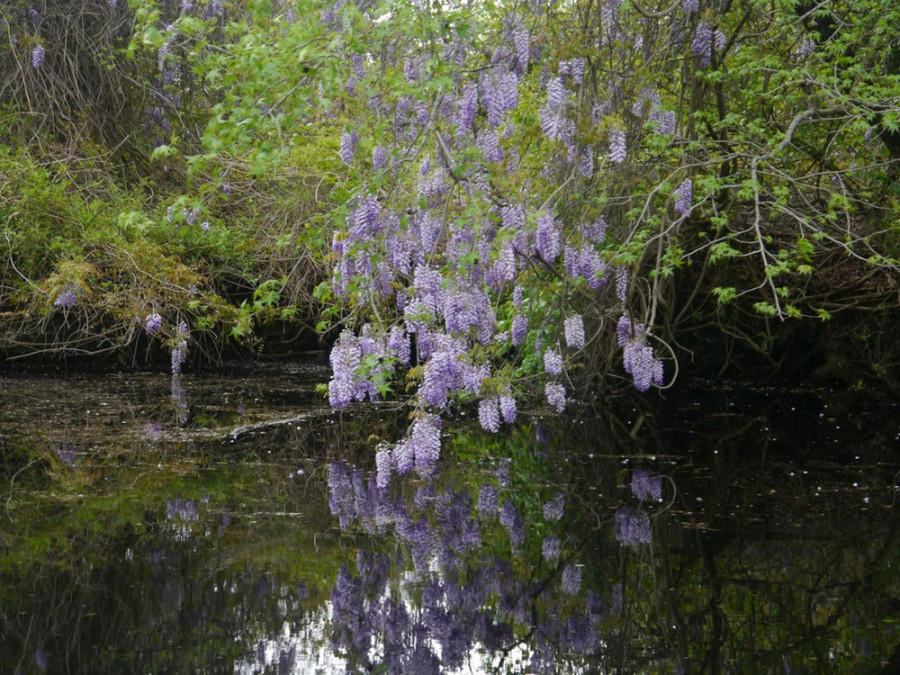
xmin=323 ymin=459 xmax=619 ymax=673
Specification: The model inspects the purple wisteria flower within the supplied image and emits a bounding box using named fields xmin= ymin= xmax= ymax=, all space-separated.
xmin=477 ymin=484 xmax=498 ymax=516
xmin=372 ymin=144 xmax=387 ymax=170
xmin=500 ymin=500 xmax=525 ymax=548
xmin=499 ymin=393 xmax=516 ymax=424
xmin=328 ymin=329 xmax=361 ymax=408
xmin=623 ymin=340 xmax=664 ymax=392
xmin=144 ymin=312 xmax=162 ymax=334
xmin=340 ymin=130 xmax=358 ymax=165
xmin=714 ymin=28 xmax=726 ymax=52
xmin=478 ymin=396 xmax=501 ymax=433
xmin=509 ymin=19 xmax=530 ymax=70
xmin=511 ymin=314 xmax=527 ymax=346
xmin=483 ymin=69 xmax=519 ymax=128
xmin=631 ymin=468 xmax=663 ymax=502
xmin=614 ymin=507 xmax=652 ymax=547
xmin=576 ymin=146 xmax=594 ymax=178
xmin=608 ymin=127 xmax=626 ymax=163
xmin=691 ymin=22 xmax=724 ymax=67
xmin=543 ymin=348 xmax=563 ymax=375
xmin=410 ymin=413 xmax=442 ymax=476
xmin=375 ymin=445 xmax=392 ymax=489
xmin=561 ymin=563 xmax=582 ymax=595
xmin=542 ymin=536 xmax=560 ymax=562
xmin=559 ymin=57 xmax=585 ymax=83
xmin=32 ymin=45 xmax=46 ymax=69
xmin=53 ymin=286 xmax=78 ymax=308
xmin=615 ymin=266 xmax=628 ymax=302
xmin=457 ymin=82 xmax=478 ymax=136
xmin=564 ymin=315 xmax=584 ymax=349
xmin=674 ymin=178 xmax=693 ymax=216
xmin=543 ymin=493 xmax=565 ymax=521
xmin=682 ymin=0 xmax=698 ymax=14
xmin=545 ymin=382 xmax=566 ymax=412
xmin=478 ymin=128 xmax=504 ymax=163
xmin=536 ymin=212 xmax=561 ymax=263
xmin=651 ymin=108 xmax=676 ymax=135
xmin=616 ymin=314 xmax=643 ymax=345
xmin=171 ymin=320 xmax=188 ymax=374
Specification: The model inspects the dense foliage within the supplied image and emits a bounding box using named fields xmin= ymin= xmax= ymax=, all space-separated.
xmin=2 ymin=1 xmax=898 ymax=413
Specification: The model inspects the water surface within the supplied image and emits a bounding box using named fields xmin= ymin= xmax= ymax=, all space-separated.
xmin=0 ymin=367 xmax=896 ymax=673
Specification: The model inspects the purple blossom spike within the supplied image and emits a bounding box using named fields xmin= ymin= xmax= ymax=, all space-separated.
xmin=682 ymin=0 xmax=698 ymax=14
xmin=476 ymin=485 xmax=498 ymax=518
xmin=622 ymin=339 xmax=664 ymax=392
xmin=372 ymin=145 xmax=387 ymax=170
xmin=692 ymin=22 xmax=714 ymax=67
xmin=658 ymin=109 xmax=676 ymax=135
xmin=393 ymin=440 xmax=414 ymax=475
xmin=500 ymin=500 xmax=525 ymax=548
xmin=411 ymin=413 xmax=442 ymax=476
xmin=615 ymin=266 xmax=628 ymax=302
xmin=403 ymin=56 xmax=422 ymax=83
xmin=53 ymin=286 xmax=77 ymax=308
xmin=564 ymin=315 xmax=585 ymax=349
xmin=714 ymin=29 xmax=726 ymax=52
xmin=478 ymin=128 xmax=504 ymax=163
xmin=608 ymin=127 xmax=626 ymax=163
xmin=561 ymin=564 xmax=582 ymax=595
xmin=543 ymin=493 xmax=565 ymax=521
xmin=542 ymin=536 xmax=560 ymax=562
xmin=509 ymin=20 xmax=530 ymax=70
xmin=511 ymin=314 xmax=527 ymax=345
xmin=536 ymin=212 xmax=561 ymax=263
xmin=478 ymin=396 xmax=501 ymax=433
xmin=477 ymin=485 xmax=498 ymax=516
xmin=32 ymin=45 xmax=45 ymax=69
xmin=674 ymin=178 xmax=693 ymax=216
xmin=544 ymin=348 xmax=563 ymax=375
xmin=576 ymin=146 xmax=594 ymax=178
xmin=375 ymin=446 xmax=392 ymax=489
xmin=170 ymin=321 xmax=188 ymax=374
xmin=339 ymin=130 xmax=358 ymax=165
xmin=144 ymin=312 xmax=162 ymax=333
xmin=457 ymin=83 xmax=478 ymax=135
xmin=546 ymin=77 xmax=566 ymax=108
xmin=328 ymin=329 xmax=361 ymax=408
xmin=483 ymin=69 xmax=519 ymax=128
xmin=545 ymin=382 xmax=566 ymax=412
xmin=631 ymin=468 xmax=663 ymax=502
xmin=499 ymin=393 xmax=517 ymax=424
xmin=388 ymin=325 xmax=410 ymax=365
xmin=794 ymin=37 xmax=816 ymax=59
xmin=616 ymin=314 xmax=643 ymax=345
xmin=614 ymin=507 xmax=651 ymax=547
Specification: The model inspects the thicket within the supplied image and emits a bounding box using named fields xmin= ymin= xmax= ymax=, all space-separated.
xmin=2 ymin=0 xmax=898 ymax=413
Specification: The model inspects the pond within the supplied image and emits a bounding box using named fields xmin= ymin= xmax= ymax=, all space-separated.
xmin=0 ymin=364 xmax=897 ymax=673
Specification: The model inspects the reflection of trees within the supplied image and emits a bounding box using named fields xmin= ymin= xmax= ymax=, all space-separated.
xmin=323 ymin=394 xmax=898 ymax=673
xmin=326 ymin=459 xmax=616 ymax=673
xmin=571 ymin=389 xmax=900 ymax=673
xmin=0 ymin=508 xmax=316 ymax=673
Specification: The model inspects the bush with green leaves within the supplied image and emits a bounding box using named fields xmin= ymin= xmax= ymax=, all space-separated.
xmin=121 ymin=0 xmax=900 ymax=458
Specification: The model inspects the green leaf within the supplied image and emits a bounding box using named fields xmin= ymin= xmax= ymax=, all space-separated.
xmin=150 ymin=145 xmax=180 ymax=162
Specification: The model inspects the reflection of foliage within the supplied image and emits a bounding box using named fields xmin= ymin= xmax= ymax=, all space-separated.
xmin=326 ymin=457 xmax=620 ymax=672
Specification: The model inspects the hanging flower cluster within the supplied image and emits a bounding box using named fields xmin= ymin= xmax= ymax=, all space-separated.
xmin=314 ymin=1 xmax=678 ymax=471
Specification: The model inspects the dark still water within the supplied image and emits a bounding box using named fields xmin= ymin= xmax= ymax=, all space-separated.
xmin=0 ymin=366 xmax=897 ymax=673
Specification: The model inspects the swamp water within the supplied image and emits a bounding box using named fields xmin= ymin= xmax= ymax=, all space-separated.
xmin=0 ymin=364 xmax=897 ymax=673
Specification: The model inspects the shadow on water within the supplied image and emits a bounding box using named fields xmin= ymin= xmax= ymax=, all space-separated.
xmin=0 ymin=367 xmax=897 ymax=673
